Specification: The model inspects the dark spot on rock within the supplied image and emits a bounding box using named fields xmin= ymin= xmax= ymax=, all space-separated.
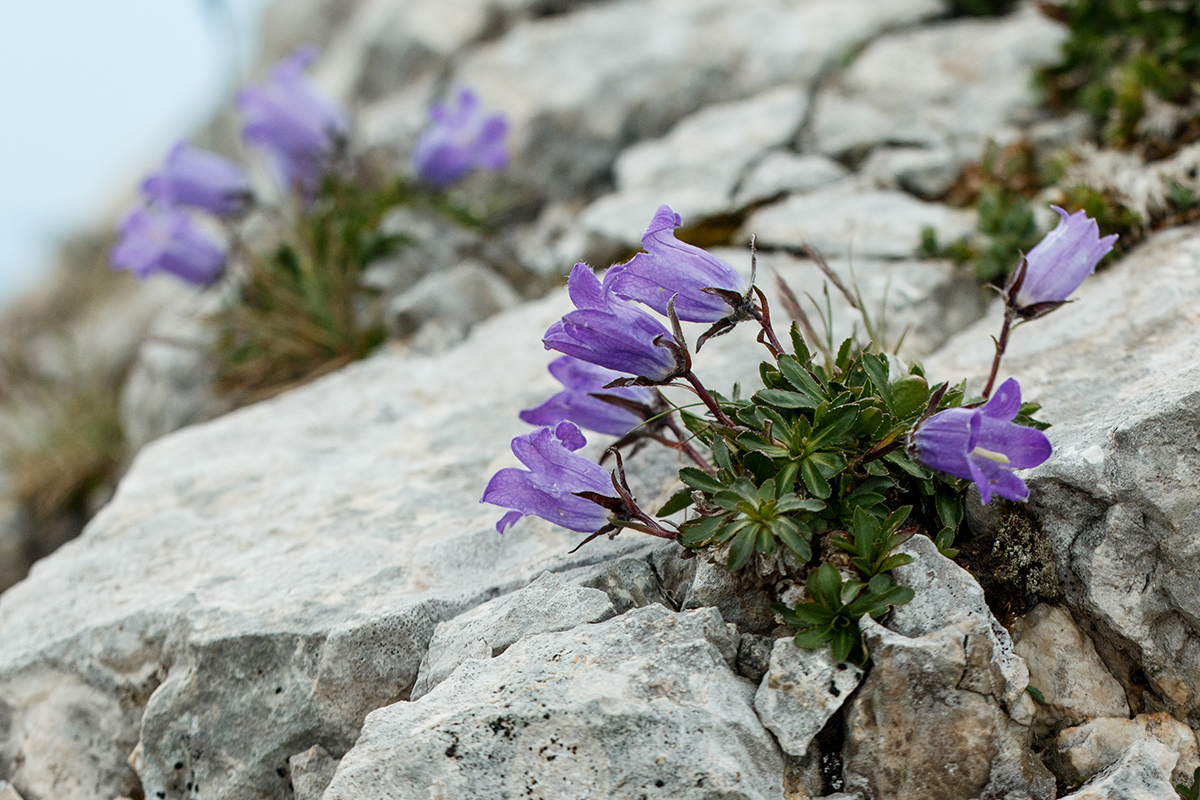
xmin=276 ymin=766 xmax=287 ymax=778
xmin=274 ymin=686 xmax=282 ymax=694
xmin=655 ymin=779 xmax=665 ymax=787
xmin=174 ymin=762 xmax=183 ymax=770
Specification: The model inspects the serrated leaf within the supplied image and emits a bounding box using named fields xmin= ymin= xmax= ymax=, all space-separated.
xmin=830 ymin=627 xmax=856 ymax=663
xmin=754 ymin=388 xmax=821 ymax=409
xmin=936 ymin=488 xmax=964 ymax=530
xmin=678 ymin=515 xmax=726 ymax=547
xmin=656 ymin=488 xmax=695 ymax=517
xmin=806 ymin=404 xmax=859 ymax=452
xmin=679 ymin=467 xmax=725 ymax=495
xmin=757 ymin=526 xmax=776 ymax=554
xmin=793 ymin=628 xmax=831 ymax=650
xmin=777 ymin=355 xmax=828 ymax=402
xmin=712 ymin=436 xmax=734 ymax=474
xmin=884 ymin=450 xmax=930 ymax=479
xmin=776 ymin=521 xmax=812 ymax=560
xmin=807 ymin=564 xmax=842 ymax=607
xmin=737 ymin=432 xmax=789 ymax=458
xmin=800 ymin=458 xmax=832 ymax=498
xmin=776 ymin=495 xmax=825 ymax=513
xmin=861 ymin=353 xmax=893 ymax=411
xmin=891 ymin=375 xmax=930 ymax=419
xmin=728 ymin=527 xmax=758 ymax=571
xmin=882 ymin=506 xmax=912 ymax=534
xmin=789 ymin=323 xmax=812 ymax=364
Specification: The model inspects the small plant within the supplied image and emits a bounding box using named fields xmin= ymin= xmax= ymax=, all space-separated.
xmin=110 ymin=49 xmax=509 ymax=404
xmin=483 ymin=200 xmax=1113 ymax=665
xmin=1040 ymin=0 xmax=1200 ymax=152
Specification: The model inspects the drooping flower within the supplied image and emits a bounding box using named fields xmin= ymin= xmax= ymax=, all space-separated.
xmin=1012 ymin=206 xmax=1117 ymax=312
xmin=481 ymin=422 xmax=616 ymax=533
xmin=608 ymin=204 xmax=749 ymax=323
xmin=237 ymin=46 xmax=348 ymax=197
xmin=110 ymin=207 xmax=226 ymax=285
xmin=520 ymin=356 xmax=657 ymax=437
xmin=911 ymin=378 xmax=1051 ymax=504
xmin=142 ymin=142 xmax=251 ymax=217
xmin=543 ymin=264 xmax=685 ymax=383
xmin=412 ymin=88 xmax=509 ymax=187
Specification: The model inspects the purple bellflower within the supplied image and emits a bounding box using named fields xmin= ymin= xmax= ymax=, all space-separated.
xmin=237 ymin=46 xmax=349 ymax=197
xmin=482 ymin=422 xmax=616 ymax=533
xmin=1012 ymin=206 xmax=1117 ymax=314
xmin=142 ymin=142 xmax=251 ymax=217
xmin=608 ymin=205 xmax=750 ymax=323
xmin=543 ymin=264 xmax=685 ymax=383
xmin=911 ymin=378 xmax=1051 ymax=504
xmin=412 ymin=88 xmax=509 ymax=187
xmin=520 ymin=356 xmax=657 ymax=437
xmin=110 ymin=207 xmax=226 ymax=285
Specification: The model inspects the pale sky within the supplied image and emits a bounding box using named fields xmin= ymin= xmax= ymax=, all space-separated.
xmin=0 ymin=0 xmax=270 ymax=304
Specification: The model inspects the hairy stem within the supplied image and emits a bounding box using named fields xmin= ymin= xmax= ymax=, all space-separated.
xmin=683 ymin=371 xmax=737 ymax=428
xmin=980 ymin=312 xmax=1014 ymax=401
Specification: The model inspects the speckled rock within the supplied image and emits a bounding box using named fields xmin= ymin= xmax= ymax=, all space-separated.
xmin=322 ymin=605 xmax=783 ymax=800
xmin=754 ymin=638 xmax=862 ymax=757
xmin=1058 ymin=739 xmax=1180 ymax=800
xmin=1053 ymin=713 xmax=1200 ymax=787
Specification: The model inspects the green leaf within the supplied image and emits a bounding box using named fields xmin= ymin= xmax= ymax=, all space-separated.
xmin=882 ymin=506 xmax=912 ymax=535
xmin=679 ymin=467 xmax=725 ymax=495
xmin=789 ymin=323 xmax=812 ymax=363
xmin=1025 ymin=686 xmax=1046 ymax=704
xmin=736 ymin=432 xmax=789 ymax=459
xmin=679 ymin=515 xmax=726 ymax=547
xmin=884 ymin=450 xmax=930 ymax=479
xmin=712 ymin=436 xmax=734 ymax=474
xmin=775 ymin=460 xmax=800 ymax=496
xmin=935 ymin=487 xmax=964 ymax=530
xmin=775 ymin=520 xmax=813 ymax=560
xmin=861 ymin=353 xmax=893 ymax=411
xmin=891 ymin=375 xmax=930 ymax=419
xmin=754 ymin=389 xmax=820 ymax=409
xmin=807 ymin=564 xmax=843 ymax=607
xmin=776 ymin=495 xmax=825 ymax=513
xmin=793 ymin=628 xmax=832 ymax=650
xmin=806 ymin=405 xmax=859 ymax=452
xmin=728 ymin=527 xmax=758 ymax=571
xmin=835 ymin=338 xmax=855 ymax=374
xmin=800 ymin=458 xmax=832 ymax=498
xmin=656 ymin=488 xmax=694 ymax=516
xmin=777 ymin=355 xmax=828 ymax=402
xmin=830 ymin=627 xmax=857 ymax=664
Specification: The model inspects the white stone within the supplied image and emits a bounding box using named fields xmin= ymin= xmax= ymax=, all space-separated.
xmin=410 ymin=571 xmax=616 ymax=699
xmin=289 ymin=745 xmax=339 ymax=800
xmin=742 ymin=187 xmax=976 ymax=260
xmin=1055 ymin=713 xmax=1200 ymax=787
xmin=734 ymin=152 xmax=849 ymax=208
xmin=323 ymin=606 xmax=783 ymax=800
xmin=754 ymin=637 xmax=862 ymax=756
xmin=1059 ymin=739 xmax=1180 ymax=800
xmin=1012 ymin=604 xmax=1129 ymax=728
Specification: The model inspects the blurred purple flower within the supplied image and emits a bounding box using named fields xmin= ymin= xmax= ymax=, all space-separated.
xmin=110 ymin=207 xmax=226 ymax=285
xmin=609 ymin=205 xmax=749 ymax=323
xmin=543 ymin=264 xmax=684 ymax=383
xmin=237 ymin=46 xmax=348 ymax=197
xmin=1013 ymin=206 xmax=1117 ymax=311
xmin=412 ymin=88 xmax=509 ymax=187
xmin=482 ymin=422 xmax=615 ymax=533
xmin=142 ymin=142 xmax=251 ymax=217
xmin=520 ymin=356 xmax=657 ymax=437
xmin=911 ymin=378 xmax=1051 ymax=504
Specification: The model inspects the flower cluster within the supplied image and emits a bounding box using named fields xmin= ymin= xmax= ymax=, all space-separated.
xmin=111 ymin=47 xmax=510 ymax=287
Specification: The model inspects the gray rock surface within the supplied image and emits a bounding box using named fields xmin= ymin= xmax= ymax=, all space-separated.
xmin=411 ymin=571 xmax=616 ymax=699
xmin=1053 ymin=713 xmax=1200 ymax=787
xmin=734 ymin=153 xmax=849 ymax=208
xmin=925 ymin=223 xmax=1200 ymax=725
xmin=754 ymin=637 xmax=862 ymax=757
xmin=1012 ymin=604 xmax=1130 ymax=730
xmin=743 ymin=187 xmax=976 ymax=260
xmin=386 ymin=260 xmax=522 ymax=344
xmin=455 ymin=0 xmax=946 ymax=195
xmin=1058 ymin=739 xmax=1180 ymax=800
xmin=842 ymin=616 xmax=1055 ymax=800
xmin=580 ymin=87 xmax=809 ymax=245
xmin=322 ymin=605 xmax=782 ymax=800
xmin=289 ymin=745 xmax=340 ymax=800
xmin=890 ymin=534 xmax=1029 ymax=712
xmin=809 ymin=7 xmax=1066 ymax=166
xmin=0 ymin=782 xmax=22 ymax=800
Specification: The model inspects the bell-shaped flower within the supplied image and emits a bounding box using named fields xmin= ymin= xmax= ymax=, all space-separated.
xmin=520 ymin=356 xmax=657 ymax=437
xmin=237 ymin=46 xmax=348 ymax=197
xmin=110 ymin=207 xmax=226 ymax=285
xmin=412 ymin=88 xmax=509 ymax=187
xmin=543 ymin=263 xmax=685 ymax=383
xmin=142 ymin=142 xmax=251 ymax=217
xmin=482 ymin=422 xmax=616 ymax=533
xmin=911 ymin=378 xmax=1051 ymax=504
xmin=1012 ymin=206 xmax=1117 ymax=312
xmin=608 ymin=205 xmax=749 ymax=323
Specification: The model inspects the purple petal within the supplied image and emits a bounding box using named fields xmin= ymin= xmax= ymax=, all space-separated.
xmin=566 ymin=263 xmax=606 ymax=309
xmin=609 ymin=204 xmax=748 ymax=322
xmin=496 ymin=510 xmax=523 ymax=533
xmin=912 ymin=408 xmax=974 ymax=480
xmin=976 ymin=417 xmax=1052 ymax=469
xmin=1016 ymin=206 xmax=1116 ymax=307
xmin=554 ymin=421 xmax=588 ymax=451
xmin=481 ymin=468 xmax=609 ymax=533
xmin=968 ymin=457 xmax=1030 ymax=504
xmin=981 ymin=378 xmax=1022 ymax=422
xmin=411 ymin=87 xmax=510 ymax=186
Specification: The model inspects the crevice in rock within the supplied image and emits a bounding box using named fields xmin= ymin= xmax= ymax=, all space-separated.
xmin=815 ymin=706 xmax=848 ymax=795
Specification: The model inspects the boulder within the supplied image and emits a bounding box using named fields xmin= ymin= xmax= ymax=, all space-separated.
xmin=842 ymin=616 xmax=1055 ymax=800
xmin=322 ymin=605 xmax=783 ymax=799
xmin=1053 ymin=713 xmax=1200 ymax=788
xmin=925 ymin=223 xmax=1200 ymax=725
xmin=754 ymin=637 xmax=863 ymax=757
xmin=1058 ymin=739 xmax=1180 ymax=800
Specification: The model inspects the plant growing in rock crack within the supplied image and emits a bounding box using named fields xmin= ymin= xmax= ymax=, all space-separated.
xmin=109 ymin=48 xmax=510 ymax=403
xmin=484 ymin=199 xmax=1116 ymax=666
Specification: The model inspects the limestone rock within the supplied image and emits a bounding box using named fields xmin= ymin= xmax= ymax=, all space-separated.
xmin=1053 ymin=713 xmax=1200 ymax=787
xmin=810 ymin=7 xmax=1066 ymax=165
xmin=924 ymin=223 xmax=1200 ymax=724
xmin=323 ymin=605 xmax=784 ymax=799
xmin=890 ymin=534 xmax=1029 ymax=711
xmin=734 ymin=153 xmax=849 ymax=208
xmin=456 ymin=0 xmax=946 ymax=196
xmin=288 ymin=745 xmax=339 ymax=800
xmin=386 ymin=260 xmax=522 ymax=344
xmin=754 ymin=637 xmax=863 ymax=757
xmin=842 ymin=616 xmax=1055 ymax=800
xmin=681 ymin=558 xmax=778 ymax=634
xmin=557 ymin=541 xmax=678 ymax=614
xmin=410 ymin=571 xmax=616 ymax=699
xmin=1012 ymin=604 xmax=1129 ymax=730
xmin=1059 ymin=739 xmax=1180 ymax=800
xmin=580 ymin=88 xmax=809 ymax=246
xmin=0 ymin=782 xmax=22 ymax=800
xmin=743 ymin=187 xmax=975 ymax=260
